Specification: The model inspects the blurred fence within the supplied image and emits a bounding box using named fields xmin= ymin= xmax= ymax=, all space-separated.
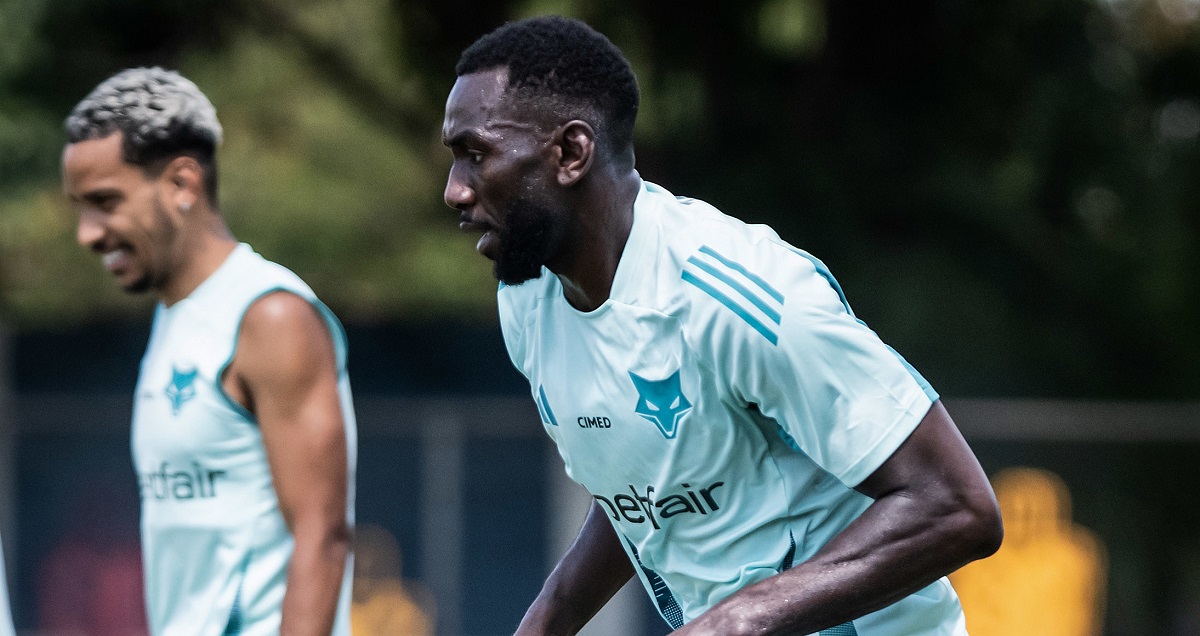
xmin=3 ymin=388 xmax=652 ymax=636
xmin=1 ymin=326 xmax=1199 ymax=635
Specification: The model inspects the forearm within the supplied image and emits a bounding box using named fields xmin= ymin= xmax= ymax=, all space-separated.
xmin=677 ymin=404 xmax=1002 ymax=636
xmin=280 ymin=525 xmax=352 ymax=636
xmin=683 ymin=492 xmax=990 ymax=635
xmin=517 ymin=502 xmax=635 ymax=636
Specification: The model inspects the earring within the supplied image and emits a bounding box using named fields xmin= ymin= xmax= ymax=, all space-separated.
xmin=180 ymin=201 xmax=191 ymax=214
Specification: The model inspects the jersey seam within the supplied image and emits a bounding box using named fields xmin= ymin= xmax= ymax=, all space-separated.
xmin=836 ymin=392 xmax=933 ymax=486
xmin=679 ymin=306 xmax=808 ymax=523
xmin=677 ymin=319 xmax=736 ymax=409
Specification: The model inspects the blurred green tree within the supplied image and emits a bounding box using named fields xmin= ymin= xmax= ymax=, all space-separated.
xmin=0 ymin=0 xmax=1196 ymax=399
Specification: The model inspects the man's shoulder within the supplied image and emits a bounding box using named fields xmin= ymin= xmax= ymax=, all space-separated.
xmin=195 ymin=246 xmax=322 ymax=321
xmin=648 ymin=205 xmax=830 ymax=352
xmin=237 ymin=250 xmax=347 ymax=357
xmin=645 ymin=185 xmax=793 ymax=271
xmin=241 ymin=248 xmax=317 ymax=298
xmin=647 ymin=194 xmax=798 ymax=312
xmin=179 ymin=245 xmax=331 ymax=342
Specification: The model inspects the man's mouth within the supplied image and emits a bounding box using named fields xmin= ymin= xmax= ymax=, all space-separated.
xmin=102 ymin=249 xmax=130 ymax=272
xmin=460 ymin=218 xmax=498 ymax=258
xmin=459 ymin=218 xmax=490 ymax=233
xmin=475 ymin=230 xmax=498 ymax=256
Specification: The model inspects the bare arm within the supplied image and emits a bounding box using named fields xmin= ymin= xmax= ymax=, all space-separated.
xmin=514 ymin=501 xmax=636 ymax=636
xmin=226 ymin=291 xmax=351 ymax=636
xmin=673 ymin=401 xmax=1003 ymax=636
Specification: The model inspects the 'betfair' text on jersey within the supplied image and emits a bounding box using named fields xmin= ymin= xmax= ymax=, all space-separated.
xmin=138 ymin=461 xmax=226 ymax=500
xmin=594 ymin=481 xmax=726 ymax=529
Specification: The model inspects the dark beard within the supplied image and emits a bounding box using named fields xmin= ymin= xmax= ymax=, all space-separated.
xmin=123 ymin=275 xmax=153 ymax=294
xmin=493 ymin=197 xmax=562 ymax=286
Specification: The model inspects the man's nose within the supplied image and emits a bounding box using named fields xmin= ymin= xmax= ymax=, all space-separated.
xmin=444 ymin=168 xmax=475 ymax=209
xmin=76 ymin=209 xmax=105 ymax=249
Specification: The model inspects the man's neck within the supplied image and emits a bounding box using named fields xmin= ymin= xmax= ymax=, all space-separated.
xmin=553 ymin=172 xmax=641 ymax=312
xmin=159 ymin=216 xmax=238 ymax=306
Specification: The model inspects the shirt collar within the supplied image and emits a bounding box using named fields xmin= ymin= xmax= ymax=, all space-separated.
xmin=607 ymin=178 xmax=659 ymax=305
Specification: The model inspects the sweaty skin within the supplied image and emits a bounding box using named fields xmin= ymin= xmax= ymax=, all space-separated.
xmin=444 ymin=64 xmax=1001 ymax=636
xmin=671 ymin=403 xmax=1000 ymax=635
xmin=512 ymin=404 xmax=1000 ymax=636
xmin=443 ymin=68 xmax=639 ymax=310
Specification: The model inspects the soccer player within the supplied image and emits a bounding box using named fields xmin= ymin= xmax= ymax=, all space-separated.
xmin=442 ymin=16 xmax=1003 ymax=636
xmin=62 ymin=68 xmax=357 ymax=636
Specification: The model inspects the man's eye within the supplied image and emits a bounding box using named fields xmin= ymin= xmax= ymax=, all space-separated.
xmin=88 ymin=196 xmax=117 ymax=213
xmin=469 ymin=151 xmax=484 ymax=164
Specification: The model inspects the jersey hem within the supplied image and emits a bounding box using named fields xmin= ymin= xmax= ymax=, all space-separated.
xmin=836 ymin=395 xmax=934 ymax=487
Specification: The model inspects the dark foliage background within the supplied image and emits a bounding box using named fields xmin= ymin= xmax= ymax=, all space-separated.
xmin=2 ymin=0 xmax=1197 ymax=401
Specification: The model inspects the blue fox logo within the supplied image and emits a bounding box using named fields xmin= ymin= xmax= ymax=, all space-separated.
xmin=629 ymin=369 xmax=692 ymax=439
xmin=165 ymin=366 xmax=198 ymax=415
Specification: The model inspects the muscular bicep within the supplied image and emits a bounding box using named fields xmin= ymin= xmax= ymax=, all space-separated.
xmin=227 ymin=291 xmax=348 ymax=530
xmin=854 ymin=401 xmax=1000 ymax=530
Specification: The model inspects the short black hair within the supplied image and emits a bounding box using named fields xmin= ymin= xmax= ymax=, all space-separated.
xmin=65 ymin=67 xmax=222 ymax=205
xmin=457 ymin=16 xmax=639 ymax=167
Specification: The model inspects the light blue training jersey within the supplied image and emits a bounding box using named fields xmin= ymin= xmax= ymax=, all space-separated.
xmin=132 ymin=243 xmax=357 ymax=636
xmin=499 ymin=180 xmax=967 ymax=635
xmin=0 ymin=533 xmax=13 ymax=636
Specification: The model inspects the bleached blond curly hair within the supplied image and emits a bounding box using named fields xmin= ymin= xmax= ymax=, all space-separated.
xmin=66 ymin=67 xmax=223 ymax=201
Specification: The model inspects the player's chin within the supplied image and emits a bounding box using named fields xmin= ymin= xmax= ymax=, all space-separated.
xmin=119 ymin=272 xmax=154 ymax=295
xmin=493 ymin=261 xmax=543 ymax=287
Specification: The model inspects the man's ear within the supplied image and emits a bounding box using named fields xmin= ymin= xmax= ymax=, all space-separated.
xmin=161 ymin=155 xmax=205 ymax=213
xmin=555 ymin=120 xmax=595 ymax=186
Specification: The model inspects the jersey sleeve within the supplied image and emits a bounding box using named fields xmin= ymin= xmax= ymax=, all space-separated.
xmin=684 ymin=242 xmax=937 ymax=487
